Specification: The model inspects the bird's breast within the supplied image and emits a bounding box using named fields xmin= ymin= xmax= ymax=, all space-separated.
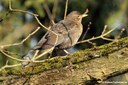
xmin=57 ymin=23 xmax=83 ymax=49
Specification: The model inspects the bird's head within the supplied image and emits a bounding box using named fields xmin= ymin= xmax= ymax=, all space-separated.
xmin=66 ymin=9 xmax=88 ymax=23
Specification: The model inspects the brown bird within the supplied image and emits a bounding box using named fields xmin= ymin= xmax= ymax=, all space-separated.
xmin=22 ymin=10 xmax=88 ymax=66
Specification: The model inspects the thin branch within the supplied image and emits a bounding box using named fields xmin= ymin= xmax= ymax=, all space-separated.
xmin=34 ymin=47 xmax=54 ymax=60
xmin=8 ymin=0 xmax=12 ymax=10
xmin=9 ymin=0 xmax=38 ymax=16
xmin=0 ymin=0 xmax=59 ymax=62
xmin=87 ymin=41 xmax=96 ymax=46
xmin=43 ymin=3 xmax=55 ymax=24
xmin=32 ymin=50 xmax=39 ymax=60
xmin=81 ymin=22 xmax=91 ymax=40
xmin=8 ymin=0 xmax=60 ymax=45
xmin=0 ymin=0 xmax=59 ymax=70
xmin=64 ymin=0 xmax=69 ymax=19
xmin=101 ymin=25 xmax=107 ymax=35
xmin=34 ymin=16 xmax=59 ymax=39
xmin=77 ymin=26 xmax=116 ymax=44
xmin=33 ymin=29 xmax=59 ymax=60
xmin=0 ymin=27 xmax=40 ymax=48
xmin=0 ymin=61 xmax=21 ymax=71
xmin=101 ymin=37 xmax=114 ymax=41
xmin=0 ymin=61 xmax=19 ymax=72
xmin=32 ymin=34 xmax=58 ymax=60
xmin=0 ymin=49 xmax=31 ymax=62
xmin=9 ymin=0 xmax=57 ymax=36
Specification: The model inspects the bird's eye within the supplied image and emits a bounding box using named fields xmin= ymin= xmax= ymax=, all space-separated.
xmin=77 ymin=16 xmax=81 ymax=20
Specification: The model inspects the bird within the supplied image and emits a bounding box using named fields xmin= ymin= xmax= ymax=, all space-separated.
xmin=22 ymin=10 xmax=88 ymax=66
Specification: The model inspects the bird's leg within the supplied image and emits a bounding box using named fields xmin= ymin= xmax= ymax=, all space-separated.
xmin=64 ymin=49 xmax=70 ymax=55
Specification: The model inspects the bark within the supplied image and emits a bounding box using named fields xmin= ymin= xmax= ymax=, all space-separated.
xmin=0 ymin=37 xmax=128 ymax=85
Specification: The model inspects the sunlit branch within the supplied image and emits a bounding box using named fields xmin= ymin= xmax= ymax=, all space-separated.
xmin=9 ymin=0 xmax=57 ymax=36
xmin=0 ymin=60 xmax=21 ymax=71
xmin=0 ymin=27 xmax=40 ymax=48
xmin=81 ymin=22 xmax=91 ymax=40
xmin=64 ymin=0 xmax=69 ymax=19
xmin=34 ymin=47 xmax=54 ymax=60
xmin=9 ymin=0 xmax=38 ymax=16
xmin=77 ymin=26 xmax=116 ymax=44
xmin=0 ymin=49 xmax=31 ymax=62
xmin=32 ymin=50 xmax=39 ymax=60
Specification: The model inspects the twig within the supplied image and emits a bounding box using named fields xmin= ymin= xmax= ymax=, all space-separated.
xmin=0 ymin=60 xmax=21 ymax=71
xmin=34 ymin=47 xmax=54 ymax=60
xmin=32 ymin=35 xmax=58 ymax=60
xmin=0 ymin=27 xmax=40 ymax=48
xmin=32 ymin=50 xmax=39 ymax=60
xmin=101 ymin=25 xmax=107 ymax=35
xmin=43 ymin=3 xmax=55 ymax=24
xmin=81 ymin=22 xmax=91 ymax=40
xmin=9 ymin=0 xmax=60 ymax=41
xmin=0 ymin=49 xmax=31 ymax=62
xmin=77 ymin=26 xmax=116 ymax=44
xmin=7 ymin=0 xmax=59 ymax=62
xmin=9 ymin=0 xmax=38 ymax=16
xmin=87 ymin=41 xmax=96 ymax=46
xmin=34 ymin=15 xmax=59 ymax=45
xmin=64 ymin=0 xmax=69 ymax=19
xmin=9 ymin=0 xmax=57 ymax=36
xmin=0 ymin=0 xmax=60 ymax=71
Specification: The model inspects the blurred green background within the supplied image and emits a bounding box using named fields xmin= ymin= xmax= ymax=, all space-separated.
xmin=0 ymin=0 xmax=128 ymax=83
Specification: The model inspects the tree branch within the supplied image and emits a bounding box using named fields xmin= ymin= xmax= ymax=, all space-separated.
xmin=0 ymin=37 xmax=128 ymax=84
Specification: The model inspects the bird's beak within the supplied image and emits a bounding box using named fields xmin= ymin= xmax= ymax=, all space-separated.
xmin=82 ymin=9 xmax=88 ymax=18
xmin=82 ymin=14 xmax=88 ymax=17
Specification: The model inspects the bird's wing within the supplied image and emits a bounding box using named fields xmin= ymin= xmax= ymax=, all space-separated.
xmin=32 ymin=20 xmax=77 ymax=50
xmin=32 ymin=26 xmax=65 ymax=50
xmin=32 ymin=32 xmax=48 ymax=50
xmin=46 ymin=23 xmax=67 ymax=46
xmin=51 ymin=20 xmax=76 ymax=36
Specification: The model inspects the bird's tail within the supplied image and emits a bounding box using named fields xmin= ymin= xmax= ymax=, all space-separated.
xmin=21 ymin=49 xmax=36 ymax=67
xmin=21 ymin=34 xmax=55 ymax=67
xmin=21 ymin=35 xmax=47 ymax=67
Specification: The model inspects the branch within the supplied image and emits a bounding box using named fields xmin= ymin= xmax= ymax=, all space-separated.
xmin=77 ymin=25 xmax=116 ymax=44
xmin=64 ymin=0 xmax=69 ymax=19
xmin=0 ymin=37 xmax=128 ymax=84
xmin=8 ymin=0 xmax=59 ymax=38
xmin=0 ymin=27 xmax=40 ymax=48
xmin=0 ymin=60 xmax=21 ymax=71
xmin=0 ymin=0 xmax=60 ymax=69
xmin=43 ymin=3 xmax=55 ymax=24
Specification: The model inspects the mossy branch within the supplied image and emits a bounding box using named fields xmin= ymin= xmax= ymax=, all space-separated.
xmin=0 ymin=37 xmax=128 ymax=84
